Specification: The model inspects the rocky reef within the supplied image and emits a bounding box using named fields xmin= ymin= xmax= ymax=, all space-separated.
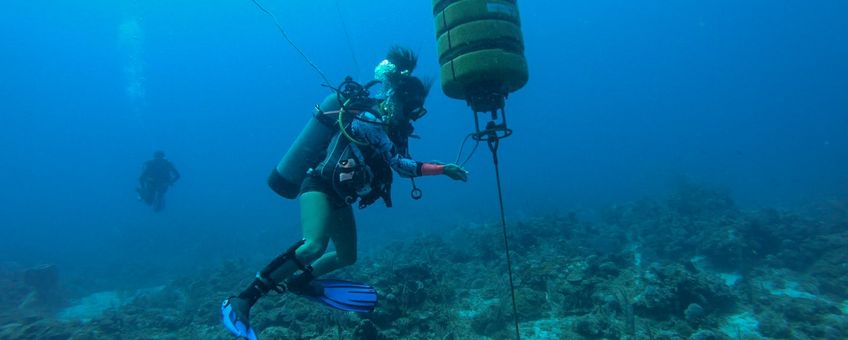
xmin=1 ymin=183 xmax=846 ymax=339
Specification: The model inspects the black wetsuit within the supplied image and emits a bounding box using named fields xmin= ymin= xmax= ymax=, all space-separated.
xmin=138 ymin=158 xmax=180 ymax=211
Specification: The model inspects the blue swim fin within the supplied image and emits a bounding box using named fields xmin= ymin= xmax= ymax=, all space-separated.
xmin=221 ymin=297 xmax=258 ymax=340
xmin=289 ymin=276 xmax=378 ymax=313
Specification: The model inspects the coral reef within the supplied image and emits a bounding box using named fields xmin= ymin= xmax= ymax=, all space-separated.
xmin=1 ymin=182 xmax=845 ymax=339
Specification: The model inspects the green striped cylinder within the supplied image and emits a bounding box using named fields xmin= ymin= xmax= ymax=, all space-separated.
xmin=433 ymin=0 xmax=529 ymax=100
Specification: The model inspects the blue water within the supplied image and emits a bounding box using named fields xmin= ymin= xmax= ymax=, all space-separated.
xmin=1 ymin=0 xmax=846 ymax=290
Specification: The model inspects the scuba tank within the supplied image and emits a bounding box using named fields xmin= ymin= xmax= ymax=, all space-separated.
xmin=268 ymin=77 xmax=379 ymax=199
xmin=268 ymin=94 xmax=341 ymax=199
xmin=432 ymin=0 xmax=528 ymax=112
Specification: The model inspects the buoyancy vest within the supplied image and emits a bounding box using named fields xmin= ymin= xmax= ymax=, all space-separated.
xmin=310 ymin=113 xmax=394 ymax=209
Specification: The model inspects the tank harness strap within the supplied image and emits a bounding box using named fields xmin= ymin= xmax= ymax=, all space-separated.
xmin=310 ymin=131 xmax=346 ymax=180
xmin=315 ymin=105 xmax=370 ymax=146
xmin=314 ymin=105 xmax=339 ymax=126
xmin=255 ymin=239 xmax=313 ymax=294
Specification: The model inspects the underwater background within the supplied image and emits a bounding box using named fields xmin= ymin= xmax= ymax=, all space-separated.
xmin=1 ymin=1 xmax=846 ymax=339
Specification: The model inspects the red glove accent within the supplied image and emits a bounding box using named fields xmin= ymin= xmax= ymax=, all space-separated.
xmin=421 ymin=163 xmax=445 ymax=176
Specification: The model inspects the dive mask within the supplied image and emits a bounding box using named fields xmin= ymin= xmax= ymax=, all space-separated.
xmin=406 ymin=106 xmax=428 ymax=121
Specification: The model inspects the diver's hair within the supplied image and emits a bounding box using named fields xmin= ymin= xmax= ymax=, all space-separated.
xmin=393 ymin=75 xmax=432 ymax=107
xmin=386 ymin=46 xmax=418 ymax=74
xmin=419 ymin=76 xmax=434 ymax=97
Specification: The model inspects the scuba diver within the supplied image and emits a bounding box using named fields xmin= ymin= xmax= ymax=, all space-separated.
xmin=136 ymin=150 xmax=180 ymax=212
xmin=221 ymin=47 xmax=468 ymax=339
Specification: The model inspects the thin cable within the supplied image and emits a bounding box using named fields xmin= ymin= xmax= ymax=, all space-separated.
xmin=455 ymin=133 xmax=481 ymax=167
xmin=334 ymin=0 xmax=361 ymax=77
xmin=488 ymin=141 xmax=521 ymax=340
xmin=250 ymin=0 xmax=333 ymax=87
xmin=462 ymin=142 xmax=480 ymax=166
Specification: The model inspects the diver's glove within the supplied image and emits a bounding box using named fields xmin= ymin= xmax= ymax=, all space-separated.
xmin=443 ymin=163 xmax=468 ymax=182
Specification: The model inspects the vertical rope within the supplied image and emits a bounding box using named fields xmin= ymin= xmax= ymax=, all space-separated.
xmin=488 ymin=138 xmax=521 ymax=339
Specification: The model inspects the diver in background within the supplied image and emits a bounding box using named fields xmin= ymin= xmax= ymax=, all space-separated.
xmin=136 ymin=150 xmax=180 ymax=212
xmin=221 ymin=47 xmax=468 ymax=339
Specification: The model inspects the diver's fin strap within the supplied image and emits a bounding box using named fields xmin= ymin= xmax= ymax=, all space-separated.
xmin=254 ymin=272 xmax=285 ymax=294
xmin=256 ymin=239 xmax=314 ymax=294
xmin=284 ymin=270 xmax=316 ymax=295
xmin=291 ymin=253 xmax=313 ymax=273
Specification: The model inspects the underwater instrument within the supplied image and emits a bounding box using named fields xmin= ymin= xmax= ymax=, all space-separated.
xmin=432 ymin=1 xmax=529 ymax=338
xmin=434 ymin=0 xmax=528 ymax=117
